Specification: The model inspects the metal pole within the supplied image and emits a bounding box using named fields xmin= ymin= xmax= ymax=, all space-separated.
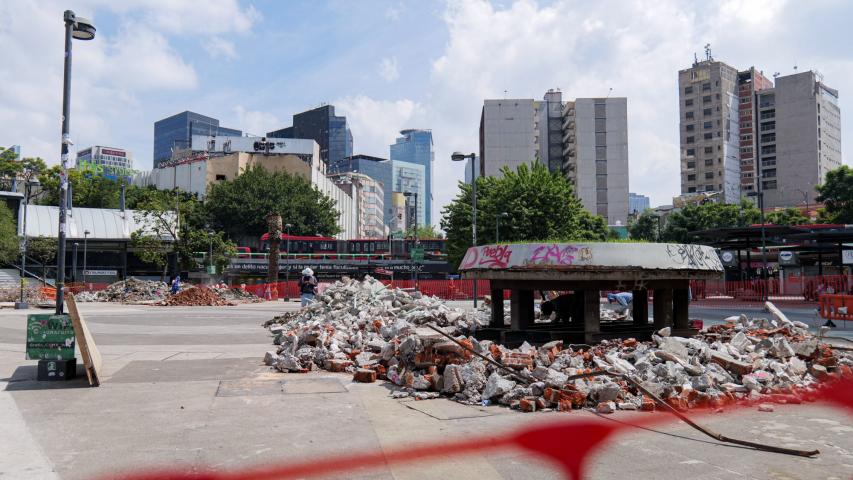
xmin=759 ymin=192 xmax=768 ymax=301
xmin=471 ymin=154 xmax=478 ymax=308
xmin=56 ymin=11 xmax=74 ymax=314
xmin=83 ymin=232 xmax=88 ymax=285
xmin=17 ymin=184 xmax=30 ymax=309
xmin=414 ymin=193 xmax=419 ymax=290
xmin=285 ymin=224 xmax=291 ymax=299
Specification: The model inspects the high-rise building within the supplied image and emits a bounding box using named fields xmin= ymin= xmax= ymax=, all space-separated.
xmin=737 ymin=68 xmax=774 ymax=193
xmin=479 ymin=90 xmax=629 ymax=225
xmin=389 ymin=129 xmax=434 ymax=225
xmin=464 ymin=155 xmax=481 ymax=184
xmin=628 ymin=193 xmax=650 ymax=214
xmin=391 ymin=160 xmax=426 ymax=228
xmin=329 ymin=172 xmax=387 ymax=239
xmin=328 ymin=154 xmax=393 ymax=231
xmin=75 ymin=146 xmax=134 ymax=180
xmin=754 ymin=71 xmax=842 ymax=209
xmin=563 ymin=98 xmax=630 ymax=225
xmin=268 ymin=105 xmax=353 ymax=168
xmin=153 ymin=111 xmax=241 ymax=167
xmin=678 ymin=57 xmax=741 ymax=203
xmin=389 ymin=192 xmax=408 ymax=233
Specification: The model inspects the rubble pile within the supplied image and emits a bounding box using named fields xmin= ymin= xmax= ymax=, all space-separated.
xmin=78 ymin=278 xmax=169 ymax=303
xmin=212 ymin=287 xmax=264 ymax=303
xmin=264 ymin=277 xmax=851 ymax=412
xmin=161 ymin=287 xmax=231 ymax=306
xmin=0 ymin=285 xmax=43 ymax=303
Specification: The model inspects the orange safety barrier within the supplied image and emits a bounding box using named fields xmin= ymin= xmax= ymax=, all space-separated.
xmin=40 ymin=286 xmax=56 ymax=300
xmin=819 ymin=294 xmax=853 ymax=326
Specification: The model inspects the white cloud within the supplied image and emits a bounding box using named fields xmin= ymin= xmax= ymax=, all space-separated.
xmin=378 ymin=57 xmax=400 ymax=82
xmin=94 ymin=0 xmax=260 ymax=35
xmin=233 ymin=106 xmax=281 ymax=137
xmin=204 ymin=37 xmax=238 ymax=60
xmin=334 ymin=96 xmax=423 ymax=158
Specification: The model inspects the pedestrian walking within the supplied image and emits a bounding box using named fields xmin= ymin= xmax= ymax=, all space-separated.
xmin=298 ymin=268 xmax=318 ymax=307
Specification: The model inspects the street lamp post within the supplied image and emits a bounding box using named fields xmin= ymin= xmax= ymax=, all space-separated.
xmin=404 ymin=192 xmax=419 ymax=288
xmin=284 ymin=223 xmax=292 ymax=300
xmin=747 ymin=190 xmax=768 ymax=300
xmin=82 ymin=229 xmax=90 ymax=285
xmin=451 ymin=152 xmax=478 ymax=307
xmin=56 ymin=10 xmax=96 ymax=314
xmin=495 ymin=212 xmax=509 ymax=243
xmin=15 ymin=179 xmax=40 ymax=309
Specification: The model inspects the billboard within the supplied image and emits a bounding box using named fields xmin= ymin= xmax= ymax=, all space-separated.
xmin=190 ymin=135 xmax=316 ymax=156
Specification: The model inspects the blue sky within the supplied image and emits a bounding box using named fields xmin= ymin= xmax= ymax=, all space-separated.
xmin=1 ymin=0 xmax=851 ymax=226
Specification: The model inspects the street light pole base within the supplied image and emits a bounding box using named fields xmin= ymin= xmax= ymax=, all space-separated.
xmin=14 ymin=301 xmax=29 ymax=310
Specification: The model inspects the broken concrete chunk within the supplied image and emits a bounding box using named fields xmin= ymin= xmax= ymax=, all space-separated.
xmin=483 ymin=372 xmax=516 ymax=400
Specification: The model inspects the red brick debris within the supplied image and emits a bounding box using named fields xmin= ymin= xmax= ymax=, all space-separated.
xmin=161 ymin=287 xmax=232 ymax=307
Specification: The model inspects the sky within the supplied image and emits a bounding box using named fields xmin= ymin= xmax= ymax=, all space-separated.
xmin=1 ymin=0 xmax=851 ymax=227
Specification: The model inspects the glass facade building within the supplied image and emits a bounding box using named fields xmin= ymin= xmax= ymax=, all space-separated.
xmin=389 ymin=129 xmax=433 ymax=225
xmin=329 ymin=155 xmax=393 ymax=231
xmin=628 ymin=192 xmax=650 ymax=214
xmin=268 ymin=105 xmax=353 ymax=167
xmin=392 ymin=160 xmax=426 ymax=228
xmin=153 ymin=111 xmax=241 ymax=166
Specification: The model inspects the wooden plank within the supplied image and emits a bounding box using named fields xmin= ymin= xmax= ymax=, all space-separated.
xmin=66 ymin=293 xmax=102 ymax=387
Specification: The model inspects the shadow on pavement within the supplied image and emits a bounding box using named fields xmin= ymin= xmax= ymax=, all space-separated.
xmin=3 ymin=365 xmax=92 ymax=391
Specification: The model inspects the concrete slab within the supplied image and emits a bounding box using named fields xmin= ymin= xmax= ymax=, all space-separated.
xmin=215 ymin=378 xmax=283 ymax=397
xmin=401 ymin=397 xmax=501 ymax=420
xmin=282 ymin=376 xmax=348 ymax=394
xmin=108 ymin=358 xmax=263 ymax=383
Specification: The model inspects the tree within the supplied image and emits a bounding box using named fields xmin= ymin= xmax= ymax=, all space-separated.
xmin=661 ymin=199 xmax=760 ymax=243
xmin=765 ymin=208 xmax=810 ymax=226
xmin=816 ymin=165 xmax=853 ymax=223
xmin=0 ymin=203 xmax=18 ymax=264
xmin=39 ymin=166 xmax=128 ymax=208
xmin=130 ymin=231 xmax=170 ymax=281
xmin=205 ymin=165 xmax=341 ymax=240
xmin=440 ymin=162 xmax=610 ymax=268
xmin=26 ymin=236 xmax=57 ymax=284
xmin=406 ymin=224 xmax=444 ymax=239
xmin=0 ymin=146 xmax=46 ymax=191
xmin=629 ymin=210 xmax=659 ymax=241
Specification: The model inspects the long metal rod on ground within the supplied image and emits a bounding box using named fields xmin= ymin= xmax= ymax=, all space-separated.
xmin=425 ymin=324 xmax=819 ymax=458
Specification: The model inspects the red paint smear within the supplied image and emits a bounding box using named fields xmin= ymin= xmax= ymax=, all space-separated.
xmin=112 ymin=378 xmax=853 ymax=480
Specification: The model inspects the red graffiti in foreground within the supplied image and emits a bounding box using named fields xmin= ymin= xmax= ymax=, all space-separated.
xmin=479 ymin=244 xmax=513 ymax=268
xmin=113 ymin=378 xmax=853 ymax=480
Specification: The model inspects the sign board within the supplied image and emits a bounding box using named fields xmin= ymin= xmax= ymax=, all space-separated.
xmin=719 ymin=250 xmax=737 ymax=267
xmin=190 ymin=135 xmax=316 ymax=156
xmin=26 ymin=314 xmax=75 ymax=360
xmin=843 ymin=250 xmax=853 ymax=265
xmin=778 ymin=251 xmax=799 ymax=266
xmin=83 ymin=269 xmax=118 ymax=276
xmin=410 ymin=247 xmax=425 ymax=263
xmin=206 ymin=265 xmax=217 ymax=274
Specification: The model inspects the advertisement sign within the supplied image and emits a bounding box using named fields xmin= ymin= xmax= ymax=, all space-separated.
xmin=842 ymin=250 xmax=853 ymax=265
xmin=191 ymin=135 xmax=316 ymax=156
xmin=26 ymin=314 xmax=75 ymax=360
xmin=410 ymin=247 xmax=425 ymax=263
xmin=101 ymin=148 xmax=126 ymax=157
xmin=718 ymin=250 xmax=737 ymax=267
xmin=778 ymin=251 xmax=799 ymax=266
xmin=83 ymin=269 xmax=118 ymax=276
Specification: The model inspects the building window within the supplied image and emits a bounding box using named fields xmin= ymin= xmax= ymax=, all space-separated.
xmin=703 ymin=121 xmax=712 ymax=129
xmin=686 ymin=161 xmax=696 ymax=169
xmin=702 ymin=83 xmax=711 ymax=91
xmin=704 ymin=133 xmax=713 ymax=140
xmin=761 ymin=133 xmax=775 ymax=143
xmin=685 ymin=86 xmax=693 ymax=94
xmin=705 ymin=172 xmax=714 ymax=179
xmin=688 ymin=187 xmax=696 ymax=193
xmin=686 ymin=148 xmax=696 ymax=156
xmin=686 ymin=124 xmax=695 ymax=132
xmin=687 ymin=174 xmax=696 ymax=181
xmin=763 ymin=180 xmax=777 ymax=190
xmin=703 ymin=108 xmax=712 ymax=116
xmin=704 ymin=158 xmax=713 ymax=166
xmin=761 ymin=121 xmax=775 ymax=131
xmin=685 ymin=99 xmax=694 ymax=106
xmin=704 ymin=146 xmax=713 ymax=154
xmin=762 ymin=157 xmax=776 ymax=167
xmin=595 ymin=132 xmax=607 ymax=145
xmin=686 ymin=111 xmax=695 ymax=120
xmin=215 ymin=174 xmax=226 ymax=181
xmin=703 ymin=95 xmax=712 ymax=103
xmin=686 ymin=136 xmax=695 ymax=144
xmin=595 ymin=146 xmax=607 ymax=160
xmin=761 ymin=145 xmax=776 ymax=155
xmin=705 ymin=185 xmax=715 ymax=192
xmin=763 ymin=168 xmax=777 ymax=178
xmin=594 ymin=103 xmax=606 ymax=118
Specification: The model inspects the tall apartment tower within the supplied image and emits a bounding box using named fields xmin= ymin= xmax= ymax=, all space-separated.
xmin=389 ymin=129 xmax=434 ymax=225
xmin=737 ymin=68 xmax=774 ymax=193
xmin=754 ymin=71 xmax=842 ymax=209
xmin=563 ymin=98 xmax=629 ymax=225
xmin=678 ymin=58 xmax=741 ymax=203
xmin=268 ymin=105 xmax=353 ymax=167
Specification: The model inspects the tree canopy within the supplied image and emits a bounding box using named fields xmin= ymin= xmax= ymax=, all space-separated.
xmin=661 ymin=200 xmax=760 ymax=243
xmin=205 ymin=165 xmax=341 ymax=240
xmin=440 ymin=162 xmax=610 ymax=269
xmin=628 ymin=210 xmax=660 ymax=241
xmin=1 ymin=146 xmax=46 ymax=191
xmin=765 ymin=207 xmax=810 ymax=226
xmin=0 ymin=203 xmax=18 ymax=264
xmin=816 ymin=165 xmax=853 ymax=224
xmin=39 ymin=166 xmax=130 ymax=208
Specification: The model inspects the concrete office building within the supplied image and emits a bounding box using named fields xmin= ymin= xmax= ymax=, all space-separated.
xmin=479 ymin=89 xmax=629 ymax=225
xmin=392 ymin=160 xmax=426 ymax=228
xmin=754 ymin=71 xmax=842 ymax=209
xmin=153 ymin=111 xmax=241 ymax=167
xmin=678 ymin=57 xmax=741 ymax=203
xmin=629 ymin=192 xmax=650 ymax=214
xmin=329 ymin=172 xmax=387 ymax=239
xmin=563 ymin=98 xmax=630 ymax=225
xmin=75 ymin=146 xmax=134 ymax=180
xmin=389 ymin=129 xmax=434 ymax=225
xmin=389 ymin=192 xmax=408 ymax=233
xmin=268 ymin=105 xmax=353 ymax=168
xmin=737 ymin=68 xmax=774 ymax=193
xmin=328 ymin=155 xmax=393 ymax=231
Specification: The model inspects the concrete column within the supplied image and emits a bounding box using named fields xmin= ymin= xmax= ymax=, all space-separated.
xmin=653 ymin=289 xmax=673 ymax=330
xmin=510 ymin=289 xmax=534 ymax=330
xmin=579 ymin=290 xmax=600 ymax=333
xmin=490 ymin=287 xmax=504 ymax=328
xmin=673 ymin=288 xmax=690 ymax=330
xmin=632 ymin=289 xmax=649 ymax=326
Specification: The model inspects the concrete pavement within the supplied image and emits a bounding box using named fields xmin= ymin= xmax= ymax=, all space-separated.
xmin=0 ymin=301 xmax=851 ymax=479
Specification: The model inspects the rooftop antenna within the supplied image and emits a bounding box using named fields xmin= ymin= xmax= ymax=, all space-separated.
xmin=605 ymin=87 xmax=613 ymax=99
xmin=503 ymin=89 xmax=508 ymax=99
xmin=693 ymin=52 xmax=699 ymax=65
xmin=793 ymin=63 xmax=798 ymax=72
xmin=704 ymin=43 xmax=712 ymax=61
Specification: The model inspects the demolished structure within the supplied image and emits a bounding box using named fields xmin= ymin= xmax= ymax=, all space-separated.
xmin=264 ymin=275 xmax=852 ymax=412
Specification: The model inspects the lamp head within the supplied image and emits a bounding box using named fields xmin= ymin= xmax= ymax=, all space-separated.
xmin=451 ymin=152 xmax=466 ymax=162
xmin=72 ymin=16 xmax=96 ymax=40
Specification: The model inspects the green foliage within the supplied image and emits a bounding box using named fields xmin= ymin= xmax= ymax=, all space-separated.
xmin=406 ymin=224 xmax=444 ymax=239
xmin=629 ymin=210 xmax=660 ymax=241
xmin=816 ymin=165 xmax=853 ymax=224
xmin=1 ymin=146 xmax=46 ymax=190
xmin=205 ymin=165 xmax=341 ymax=239
xmin=661 ymin=199 xmax=760 ymax=243
xmin=38 ymin=166 xmax=131 ymax=208
xmin=26 ymin=236 xmax=57 ymax=265
xmin=765 ymin=207 xmax=810 ymax=226
xmin=0 ymin=203 xmax=18 ymax=264
xmin=130 ymin=231 xmax=169 ymax=270
xmin=440 ymin=162 xmax=610 ymax=268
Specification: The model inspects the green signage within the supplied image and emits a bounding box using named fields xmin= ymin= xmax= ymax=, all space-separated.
xmin=411 ymin=247 xmax=425 ymax=263
xmin=206 ymin=265 xmax=217 ymax=274
xmin=26 ymin=314 xmax=75 ymax=361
